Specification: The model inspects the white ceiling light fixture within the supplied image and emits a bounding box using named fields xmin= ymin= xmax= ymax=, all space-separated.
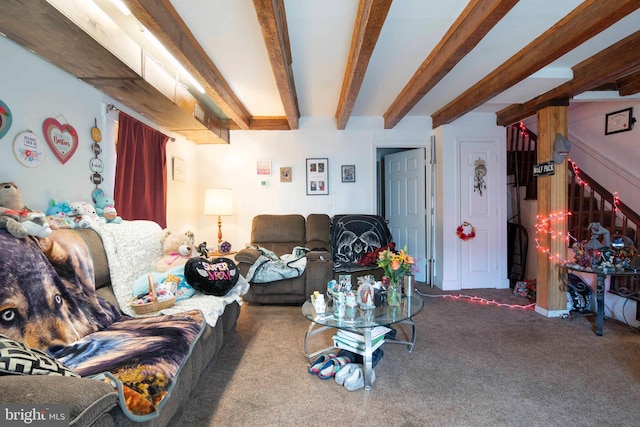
xmin=142 ymin=26 xmax=206 ymax=94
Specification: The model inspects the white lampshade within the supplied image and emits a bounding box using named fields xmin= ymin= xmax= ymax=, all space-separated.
xmin=204 ymin=188 xmax=233 ymax=216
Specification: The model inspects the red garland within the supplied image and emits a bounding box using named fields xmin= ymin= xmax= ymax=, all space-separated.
xmin=456 ymin=222 xmax=476 ymax=241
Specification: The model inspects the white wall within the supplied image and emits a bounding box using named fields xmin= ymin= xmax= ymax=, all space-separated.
xmin=192 ymin=116 xmax=432 ymax=250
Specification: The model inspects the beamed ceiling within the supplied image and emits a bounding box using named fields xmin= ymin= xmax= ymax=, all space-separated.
xmin=1 ymin=0 xmax=639 ymax=144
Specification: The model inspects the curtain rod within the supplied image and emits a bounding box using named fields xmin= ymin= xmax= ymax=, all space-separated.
xmin=105 ymin=103 xmax=175 ymax=141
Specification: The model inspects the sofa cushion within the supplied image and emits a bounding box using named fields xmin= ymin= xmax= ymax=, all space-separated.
xmin=306 ymin=213 xmax=331 ymax=251
xmin=251 ymin=214 xmax=306 ymax=254
xmin=0 ymin=335 xmax=79 ymax=377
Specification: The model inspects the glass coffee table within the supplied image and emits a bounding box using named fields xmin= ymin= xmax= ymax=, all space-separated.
xmin=301 ymin=295 xmax=424 ymax=390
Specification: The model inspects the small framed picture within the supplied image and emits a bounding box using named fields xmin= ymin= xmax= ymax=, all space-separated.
xmin=605 ymin=107 xmax=635 ymax=135
xmin=306 ymin=158 xmax=328 ymax=195
xmin=280 ymin=166 xmax=292 ymax=182
xmin=341 ymin=165 xmax=355 ymax=183
xmin=257 ymin=160 xmax=272 ymax=175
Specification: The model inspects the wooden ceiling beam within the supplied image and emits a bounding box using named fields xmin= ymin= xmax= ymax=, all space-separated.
xmin=496 ymin=31 xmax=640 ymax=126
xmin=431 ymin=0 xmax=640 ymax=129
xmin=383 ymin=0 xmax=517 ymax=129
xmin=229 ymin=117 xmax=291 ymax=131
xmin=253 ymin=0 xmax=300 ymax=130
xmin=127 ymin=0 xmax=251 ymax=130
xmin=335 ymin=0 xmax=392 ymax=130
xmin=616 ymin=69 xmax=640 ymax=96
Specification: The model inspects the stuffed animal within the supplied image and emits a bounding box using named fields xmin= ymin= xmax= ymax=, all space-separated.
xmin=154 ymin=229 xmax=197 ymax=273
xmin=45 ymin=199 xmax=75 ymax=229
xmin=0 ymin=182 xmax=52 ymax=238
xmin=68 ymin=201 xmax=97 ymax=229
xmin=92 ymin=189 xmax=122 ymax=224
xmin=81 ymin=201 xmax=106 ymax=225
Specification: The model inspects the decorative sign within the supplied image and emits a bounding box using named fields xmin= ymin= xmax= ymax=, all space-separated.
xmin=42 ymin=117 xmax=78 ymax=164
xmin=13 ymin=131 xmax=44 ymax=168
xmin=0 ymin=99 xmax=12 ymax=140
xmin=532 ymin=161 xmax=555 ymax=177
xmin=89 ymin=158 xmax=104 ymax=173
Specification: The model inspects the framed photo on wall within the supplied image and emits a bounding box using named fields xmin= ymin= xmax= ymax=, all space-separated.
xmin=306 ymin=158 xmax=328 ymax=195
xmin=257 ymin=160 xmax=272 ymax=175
xmin=280 ymin=166 xmax=292 ymax=182
xmin=605 ymin=107 xmax=635 ymax=135
xmin=341 ymin=165 xmax=355 ymax=183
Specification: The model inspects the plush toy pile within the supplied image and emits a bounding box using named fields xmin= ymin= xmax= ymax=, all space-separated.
xmin=43 ymin=190 xmax=123 ymax=230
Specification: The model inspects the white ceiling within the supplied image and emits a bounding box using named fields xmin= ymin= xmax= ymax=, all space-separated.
xmin=85 ymin=0 xmax=640 ymax=127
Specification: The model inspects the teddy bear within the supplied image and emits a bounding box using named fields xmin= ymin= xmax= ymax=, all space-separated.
xmin=0 ymin=181 xmax=52 ymax=238
xmin=67 ymin=201 xmax=98 ymax=229
xmin=154 ymin=229 xmax=197 ymax=273
xmin=92 ymin=189 xmax=122 ymax=224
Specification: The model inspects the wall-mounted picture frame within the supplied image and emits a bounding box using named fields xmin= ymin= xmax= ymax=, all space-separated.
xmin=341 ymin=165 xmax=355 ymax=183
xmin=172 ymin=157 xmax=186 ymax=182
xmin=605 ymin=107 xmax=635 ymax=135
xmin=257 ymin=159 xmax=272 ymax=175
xmin=306 ymin=158 xmax=328 ymax=195
xmin=280 ymin=166 xmax=292 ymax=182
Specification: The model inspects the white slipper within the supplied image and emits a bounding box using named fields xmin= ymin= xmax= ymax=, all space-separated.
xmin=334 ymin=363 xmax=358 ymax=386
xmin=344 ymin=365 xmax=375 ymax=391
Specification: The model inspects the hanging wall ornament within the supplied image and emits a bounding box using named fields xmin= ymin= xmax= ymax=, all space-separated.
xmin=89 ymin=118 xmax=104 ymax=187
xmin=0 ymin=99 xmax=12 ymax=140
xmin=473 ymin=158 xmax=487 ymax=196
xmin=13 ymin=131 xmax=44 ymax=167
xmin=456 ymin=221 xmax=476 ymax=241
xmin=42 ymin=117 xmax=78 ymax=164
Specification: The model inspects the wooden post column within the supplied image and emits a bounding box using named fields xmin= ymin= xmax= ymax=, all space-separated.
xmin=536 ymin=104 xmax=568 ymax=315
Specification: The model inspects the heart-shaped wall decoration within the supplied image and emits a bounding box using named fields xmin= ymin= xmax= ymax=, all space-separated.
xmin=42 ymin=118 xmax=78 ymax=164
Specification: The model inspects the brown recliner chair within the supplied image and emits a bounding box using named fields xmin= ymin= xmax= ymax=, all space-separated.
xmin=235 ymin=214 xmax=333 ymax=304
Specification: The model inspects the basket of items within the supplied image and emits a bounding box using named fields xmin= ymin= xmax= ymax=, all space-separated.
xmin=130 ymin=274 xmax=179 ymax=315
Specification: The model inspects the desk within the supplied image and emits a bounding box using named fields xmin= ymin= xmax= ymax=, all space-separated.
xmin=561 ymin=263 xmax=640 ymax=336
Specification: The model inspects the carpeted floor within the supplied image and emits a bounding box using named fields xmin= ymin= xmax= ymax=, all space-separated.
xmin=179 ymin=284 xmax=640 ymax=427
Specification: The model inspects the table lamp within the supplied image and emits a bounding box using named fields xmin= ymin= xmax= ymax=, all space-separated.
xmin=204 ymin=188 xmax=233 ymax=246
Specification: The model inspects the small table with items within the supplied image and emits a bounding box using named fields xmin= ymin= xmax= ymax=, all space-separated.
xmin=560 ymin=262 xmax=640 ymax=336
xmin=301 ymin=295 xmax=424 ymax=390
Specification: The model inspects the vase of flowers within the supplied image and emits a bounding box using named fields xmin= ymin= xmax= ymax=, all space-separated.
xmin=377 ymin=245 xmax=415 ymax=307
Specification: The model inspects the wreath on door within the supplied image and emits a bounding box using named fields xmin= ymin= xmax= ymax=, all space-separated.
xmin=456 ymin=222 xmax=476 ymax=241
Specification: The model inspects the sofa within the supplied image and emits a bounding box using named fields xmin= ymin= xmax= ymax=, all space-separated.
xmin=0 ymin=221 xmax=243 ymax=427
xmin=236 ymin=214 xmax=392 ymax=304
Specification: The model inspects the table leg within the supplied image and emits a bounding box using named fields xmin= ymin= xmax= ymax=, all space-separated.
xmin=596 ymin=274 xmax=604 ymax=336
xmin=304 ymin=322 xmax=336 ymax=362
xmin=363 ymin=328 xmax=373 ymax=391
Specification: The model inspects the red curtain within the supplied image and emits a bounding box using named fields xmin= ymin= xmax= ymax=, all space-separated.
xmin=114 ymin=112 xmax=169 ymax=228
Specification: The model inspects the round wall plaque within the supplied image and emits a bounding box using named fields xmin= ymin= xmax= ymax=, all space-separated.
xmin=0 ymin=99 xmax=12 ymax=140
xmin=13 ymin=131 xmax=44 ymax=168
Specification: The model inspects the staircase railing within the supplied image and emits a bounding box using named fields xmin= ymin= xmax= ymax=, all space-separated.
xmin=507 ymin=124 xmax=537 ymax=200
xmin=568 ymin=163 xmax=640 ymax=247
xmin=568 ymin=162 xmax=640 ymax=300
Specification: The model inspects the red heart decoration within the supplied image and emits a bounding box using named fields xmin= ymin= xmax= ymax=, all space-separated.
xmin=42 ymin=118 xmax=78 ymax=164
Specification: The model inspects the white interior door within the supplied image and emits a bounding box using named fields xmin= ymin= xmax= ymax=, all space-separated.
xmin=459 ymin=140 xmax=500 ymax=288
xmin=384 ymin=148 xmax=428 ymax=282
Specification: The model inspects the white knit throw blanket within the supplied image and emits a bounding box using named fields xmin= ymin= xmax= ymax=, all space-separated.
xmin=94 ymin=220 xmax=249 ymax=327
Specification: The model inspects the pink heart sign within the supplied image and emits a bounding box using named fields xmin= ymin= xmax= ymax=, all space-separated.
xmin=42 ymin=118 xmax=78 ymax=164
